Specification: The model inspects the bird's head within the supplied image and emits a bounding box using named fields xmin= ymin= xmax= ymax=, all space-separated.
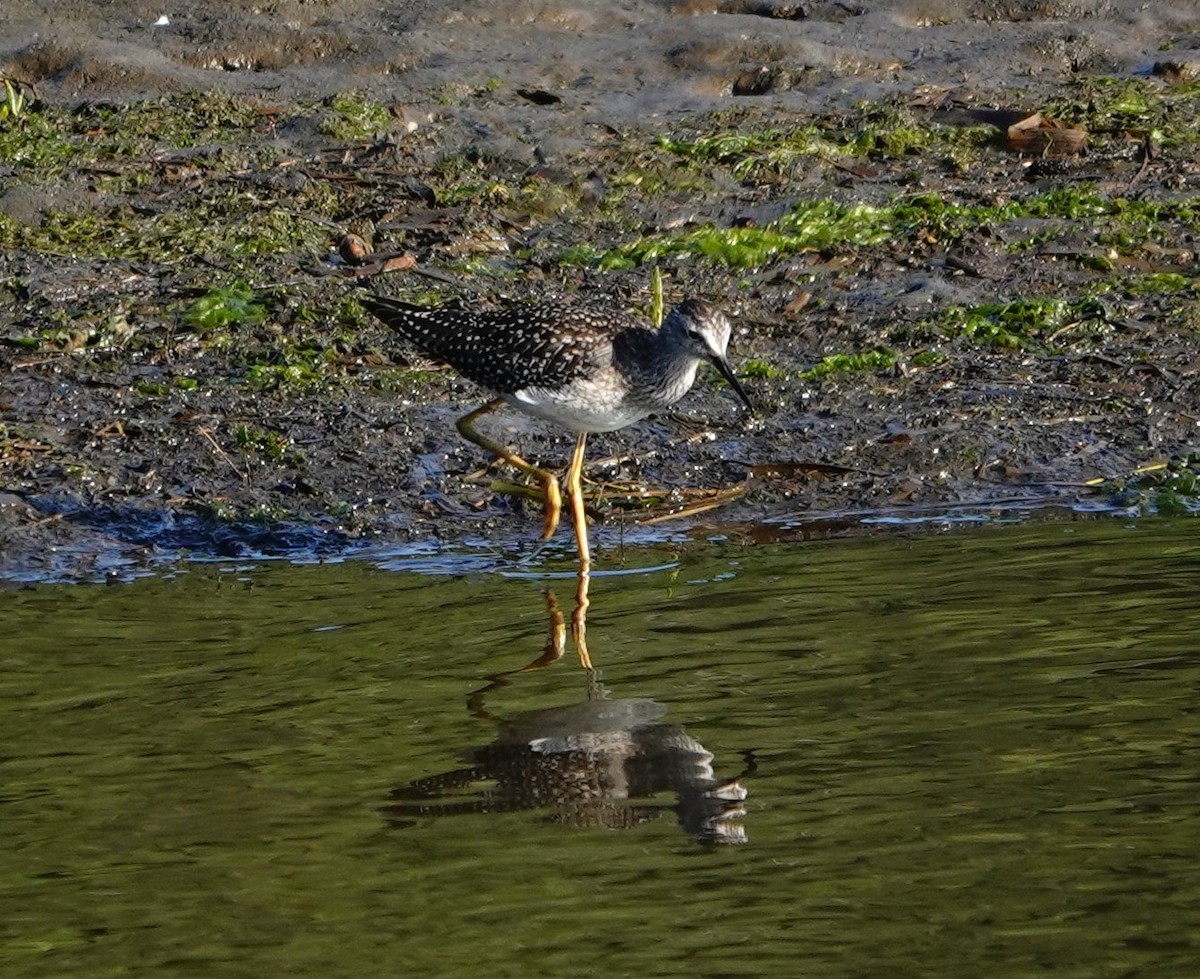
xmin=664 ymin=299 xmax=754 ymax=414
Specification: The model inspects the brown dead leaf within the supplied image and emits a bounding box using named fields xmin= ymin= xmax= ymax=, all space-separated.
xmin=348 ymin=251 xmax=419 ymax=279
xmin=1007 ymin=112 xmax=1087 ymax=157
xmin=783 ymin=291 xmax=812 ymax=316
xmin=379 ymin=253 xmax=417 ymax=274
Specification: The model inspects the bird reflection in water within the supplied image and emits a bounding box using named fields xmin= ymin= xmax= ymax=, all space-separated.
xmin=383 ymin=571 xmax=752 ymax=845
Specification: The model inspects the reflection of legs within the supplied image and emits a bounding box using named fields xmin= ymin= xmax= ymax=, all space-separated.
xmin=565 ymin=432 xmax=590 ymax=572
xmin=456 ymin=398 xmax=562 ymax=540
xmin=537 ymin=589 xmax=568 ymax=669
xmin=572 ymin=567 xmax=591 ymax=671
xmin=465 ymin=589 xmax=566 ymax=711
xmin=500 ymin=582 xmax=590 ymax=673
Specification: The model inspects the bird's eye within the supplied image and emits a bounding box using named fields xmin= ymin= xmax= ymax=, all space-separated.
xmin=686 ymin=329 xmax=703 ymax=341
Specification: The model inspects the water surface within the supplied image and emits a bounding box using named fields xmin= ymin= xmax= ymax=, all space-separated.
xmin=3 ymin=519 xmax=1198 ymax=976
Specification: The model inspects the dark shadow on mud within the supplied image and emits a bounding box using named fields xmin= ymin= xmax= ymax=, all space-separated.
xmin=0 ymin=492 xmax=373 ymax=584
xmin=48 ymin=495 xmax=359 ymax=555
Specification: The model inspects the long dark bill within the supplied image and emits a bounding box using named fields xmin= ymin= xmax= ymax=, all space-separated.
xmin=711 ymin=355 xmax=755 ymax=415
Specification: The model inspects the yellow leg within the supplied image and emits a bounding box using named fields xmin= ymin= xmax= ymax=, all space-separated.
xmin=456 ymin=398 xmax=562 ymax=540
xmin=565 ymin=432 xmax=590 ymax=573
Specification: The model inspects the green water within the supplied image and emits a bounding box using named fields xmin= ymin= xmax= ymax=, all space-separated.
xmin=3 ymin=520 xmax=1198 ymax=977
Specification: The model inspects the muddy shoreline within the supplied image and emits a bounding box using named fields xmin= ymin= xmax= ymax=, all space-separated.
xmin=2 ymin=1 xmax=1199 ymax=582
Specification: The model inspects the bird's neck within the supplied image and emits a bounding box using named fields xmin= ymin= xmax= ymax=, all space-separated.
xmin=643 ymin=331 xmax=702 ymax=407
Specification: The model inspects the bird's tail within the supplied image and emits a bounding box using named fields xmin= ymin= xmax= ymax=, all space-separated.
xmin=357 ymin=294 xmax=428 ymax=330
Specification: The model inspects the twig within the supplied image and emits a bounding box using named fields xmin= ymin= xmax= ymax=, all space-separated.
xmin=1128 ymin=133 xmax=1157 ymax=191
xmin=196 ymin=425 xmax=248 ymax=482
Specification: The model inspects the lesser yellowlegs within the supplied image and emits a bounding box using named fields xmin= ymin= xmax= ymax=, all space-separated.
xmin=360 ymin=295 xmax=753 ymax=570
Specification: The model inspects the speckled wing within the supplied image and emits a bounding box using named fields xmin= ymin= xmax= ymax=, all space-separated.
xmin=361 ymin=296 xmax=637 ymax=394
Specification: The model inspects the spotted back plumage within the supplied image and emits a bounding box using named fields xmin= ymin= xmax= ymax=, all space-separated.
xmin=361 ymin=295 xmax=648 ymax=394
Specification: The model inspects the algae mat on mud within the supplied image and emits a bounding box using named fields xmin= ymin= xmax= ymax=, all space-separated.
xmin=4 ymin=15 xmax=1200 ymax=561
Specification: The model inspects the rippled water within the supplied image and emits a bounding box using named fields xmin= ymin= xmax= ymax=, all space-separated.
xmin=4 ymin=519 xmax=1198 ymax=976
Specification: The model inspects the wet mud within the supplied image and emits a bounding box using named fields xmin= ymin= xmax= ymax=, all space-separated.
xmin=2 ymin=0 xmax=1198 ymax=581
